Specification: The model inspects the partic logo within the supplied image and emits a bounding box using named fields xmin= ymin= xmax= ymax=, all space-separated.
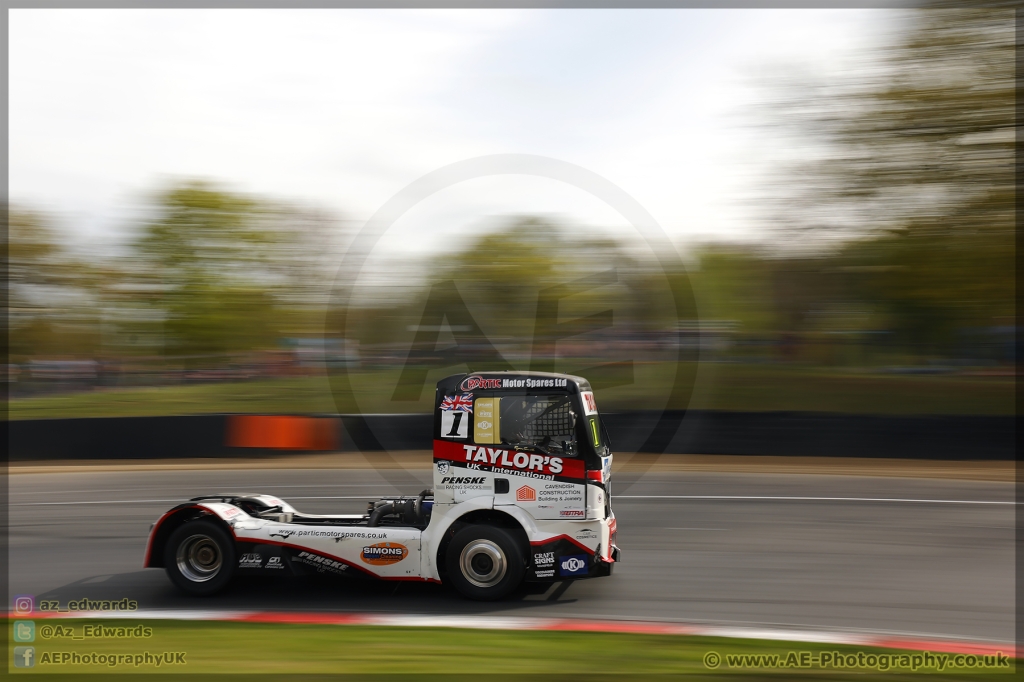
xmin=436 ymin=460 xmax=450 ymax=475
xmin=459 ymin=375 xmax=502 ymax=391
xmin=360 ymin=542 xmax=409 ymax=565
xmin=516 ymin=485 xmax=536 ymax=501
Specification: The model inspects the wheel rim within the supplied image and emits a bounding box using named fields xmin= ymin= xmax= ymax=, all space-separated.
xmin=176 ymin=533 xmax=223 ymax=583
xmin=459 ymin=539 xmax=506 ymax=588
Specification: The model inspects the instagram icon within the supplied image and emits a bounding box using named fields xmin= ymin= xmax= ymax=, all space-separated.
xmin=13 ymin=595 xmax=34 ymax=615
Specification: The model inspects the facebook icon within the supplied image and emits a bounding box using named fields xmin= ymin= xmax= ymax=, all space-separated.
xmin=14 ymin=646 xmax=35 ymax=668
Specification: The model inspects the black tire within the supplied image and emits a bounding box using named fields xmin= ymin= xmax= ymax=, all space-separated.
xmin=164 ymin=519 xmax=236 ymax=596
xmin=445 ymin=525 xmax=525 ymax=601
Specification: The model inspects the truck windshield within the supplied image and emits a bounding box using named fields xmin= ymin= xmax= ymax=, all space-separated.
xmin=497 ymin=395 xmax=577 ymax=456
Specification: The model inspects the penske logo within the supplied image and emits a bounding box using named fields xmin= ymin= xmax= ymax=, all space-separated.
xmin=360 ymin=542 xmax=409 ymax=565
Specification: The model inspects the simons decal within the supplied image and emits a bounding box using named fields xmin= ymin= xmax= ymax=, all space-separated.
xmin=360 ymin=542 xmax=409 ymax=566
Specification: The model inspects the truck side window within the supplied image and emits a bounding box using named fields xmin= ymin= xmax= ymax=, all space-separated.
xmin=498 ymin=395 xmax=578 ymax=456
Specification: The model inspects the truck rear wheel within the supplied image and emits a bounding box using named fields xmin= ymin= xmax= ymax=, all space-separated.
xmin=164 ymin=519 xmax=235 ymax=596
xmin=446 ymin=525 xmax=525 ymax=601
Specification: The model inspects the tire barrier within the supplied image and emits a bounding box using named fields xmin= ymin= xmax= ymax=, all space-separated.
xmin=5 ymin=411 xmax=1012 ymax=461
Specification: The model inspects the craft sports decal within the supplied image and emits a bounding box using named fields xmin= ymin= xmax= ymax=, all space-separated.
xmin=534 ymin=551 xmax=554 ymax=567
xmin=360 ymin=542 xmax=409 ymax=566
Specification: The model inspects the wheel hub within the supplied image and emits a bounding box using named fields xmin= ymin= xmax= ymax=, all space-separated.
xmin=459 ymin=539 xmax=506 ymax=588
xmin=176 ymin=534 xmax=223 ymax=583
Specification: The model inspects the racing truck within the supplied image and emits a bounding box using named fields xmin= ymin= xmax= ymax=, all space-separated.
xmin=144 ymin=372 xmax=619 ymax=601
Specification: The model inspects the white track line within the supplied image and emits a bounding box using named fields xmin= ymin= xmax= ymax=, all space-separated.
xmin=616 ymin=495 xmax=1015 ymax=505
xmin=14 ymin=495 xmax=1016 ymax=506
xmin=666 ymin=527 xmax=728 ymax=531
xmin=11 ymin=484 xmax=400 ymax=496
xmin=13 ymin=496 xmax=374 ymax=506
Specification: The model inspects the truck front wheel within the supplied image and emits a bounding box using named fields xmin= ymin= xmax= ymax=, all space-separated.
xmin=164 ymin=519 xmax=235 ymax=596
xmin=446 ymin=525 xmax=525 ymax=601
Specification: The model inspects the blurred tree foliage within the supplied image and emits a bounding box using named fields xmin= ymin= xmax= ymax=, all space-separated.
xmin=8 ymin=8 xmax=1014 ymax=374
xmin=5 ymin=209 xmax=103 ymax=357
xmin=346 ymin=217 xmax=679 ymax=356
xmin=122 ymin=182 xmax=346 ymax=362
xmin=132 ymin=183 xmax=283 ymax=359
xmin=764 ymin=7 xmax=1014 ymax=353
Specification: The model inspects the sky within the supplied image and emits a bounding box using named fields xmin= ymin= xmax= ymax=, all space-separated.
xmin=9 ymin=9 xmax=890 ymax=262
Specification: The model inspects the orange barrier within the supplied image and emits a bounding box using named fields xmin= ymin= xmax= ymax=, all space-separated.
xmin=226 ymin=415 xmax=340 ymax=451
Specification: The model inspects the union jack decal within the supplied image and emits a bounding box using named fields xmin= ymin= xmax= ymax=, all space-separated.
xmin=440 ymin=394 xmax=473 ymax=413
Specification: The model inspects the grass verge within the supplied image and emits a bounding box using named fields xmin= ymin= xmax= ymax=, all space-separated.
xmin=7 ymin=619 xmax=1016 ymax=679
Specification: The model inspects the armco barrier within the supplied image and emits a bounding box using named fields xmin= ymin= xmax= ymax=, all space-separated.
xmin=7 ymin=415 xmax=341 ymax=461
xmin=6 ymin=411 xmax=1013 ymax=461
xmin=339 ymin=411 xmax=1014 ymax=460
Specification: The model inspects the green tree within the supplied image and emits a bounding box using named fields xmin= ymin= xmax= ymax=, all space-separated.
xmin=5 ymin=208 xmax=103 ymax=358
xmin=762 ymin=7 xmax=1014 ymax=354
xmin=133 ymin=182 xmax=286 ymax=360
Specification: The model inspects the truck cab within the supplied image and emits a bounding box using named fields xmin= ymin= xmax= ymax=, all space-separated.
xmin=145 ymin=371 xmax=619 ymax=601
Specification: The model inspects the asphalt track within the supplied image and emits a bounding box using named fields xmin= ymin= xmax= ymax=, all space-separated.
xmin=8 ymin=466 xmax=1015 ymax=645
